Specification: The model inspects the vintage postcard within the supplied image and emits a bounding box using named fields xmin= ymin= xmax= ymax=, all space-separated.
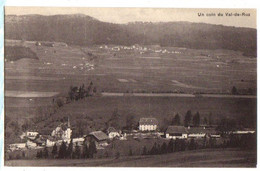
xmin=3 ymin=6 xmax=257 ymax=167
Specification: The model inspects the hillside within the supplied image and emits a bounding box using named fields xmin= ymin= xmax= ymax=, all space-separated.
xmin=5 ymin=14 xmax=257 ymax=57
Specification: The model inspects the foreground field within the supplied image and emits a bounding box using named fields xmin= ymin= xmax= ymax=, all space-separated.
xmin=5 ymin=148 xmax=256 ymax=167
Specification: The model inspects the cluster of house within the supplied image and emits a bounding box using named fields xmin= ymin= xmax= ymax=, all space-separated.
xmin=8 ymin=117 xmax=255 ymax=152
xmin=99 ymin=44 xmax=181 ymax=54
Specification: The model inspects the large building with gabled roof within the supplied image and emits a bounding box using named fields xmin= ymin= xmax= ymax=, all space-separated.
xmin=139 ymin=118 xmax=159 ymax=131
xmin=165 ymin=126 xmax=188 ymax=139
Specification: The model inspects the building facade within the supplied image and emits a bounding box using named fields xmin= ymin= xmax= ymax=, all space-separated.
xmin=139 ymin=118 xmax=159 ymax=131
xmin=165 ymin=126 xmax=188 ymax=139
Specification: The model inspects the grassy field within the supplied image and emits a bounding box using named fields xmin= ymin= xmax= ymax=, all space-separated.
xmin=5 ymin=148 xmax=256 ymax=167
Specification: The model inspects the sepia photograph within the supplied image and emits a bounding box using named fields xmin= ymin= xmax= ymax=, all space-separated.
xmin=2 ymin=6 xmax=257 ymax=167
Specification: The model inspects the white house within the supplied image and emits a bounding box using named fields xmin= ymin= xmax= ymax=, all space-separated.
xmin=26 ymin=140 xmax=37 ymax=149
xmin=26 ymin=131 xmax=39 ymax=140
xmin=139 ymin=118 xmax=159 ymax=131
xmin=107 ymin=127 xmax=120 ymax=139
xmin=46 ymin=138 xmax=56 ymax=147
xmin=165 ymin=126 xmax=188 ymax=139
xmin=9 ymin=143 xmax=26 ymax=151
xmin=51 ymin=118 xmax=72 ymax=140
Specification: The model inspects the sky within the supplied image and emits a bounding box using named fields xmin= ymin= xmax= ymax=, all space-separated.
xmin=4 ymin=7 xmax=257 ymax=28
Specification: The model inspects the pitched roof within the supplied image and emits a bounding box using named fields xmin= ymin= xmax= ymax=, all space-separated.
xmin=188 ymin=127 xmax=217 ymax=134
xmin=166 ymin=126 xmax=188 ymax=134
xmin=107 ymin=127 xmax=118 ymax=133
xmin=89 ymin=131 xmax=108 ymax=141
xmin=139 ymin=118 xmax=158 ymax=125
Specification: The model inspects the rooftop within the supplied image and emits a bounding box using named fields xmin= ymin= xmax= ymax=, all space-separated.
xmin=166 ymin=126 xmax=188 ymax=134
xmin=187 ymin=127 xmax=217 ymax=134
xmin=88 ymin=131 xmax=109 ymax=141
xmin=139 ymin=118 xmax=159 ymax=125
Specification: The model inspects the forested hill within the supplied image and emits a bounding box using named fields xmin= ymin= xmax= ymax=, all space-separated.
xmin=5 ymin=14 xmax=257 ymax=57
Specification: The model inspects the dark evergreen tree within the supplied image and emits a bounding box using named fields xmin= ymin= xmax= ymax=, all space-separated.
xmin=58 ymin=141 xmax=67 ymax=159
xmin=89 ymin=140 xmax=97 ymax=158
xmin=232 ymin=86 xmax=238 ymax=95
xmin=167 ymin=139 xmax=174 ymax=153
xmin=161 ymin=142 xmax=168 ymax=154
xmin=180 ymin=139 xmax=186 ymax=151
xmin=67 ymin=139 xmax=73 ymax=159
xmin=188 ymin=139 xmax=196 ymax=150
xmin=81 ymin=84 xmax=85 ymax=99
xmin=115 ymin=151 xmax=120 ymax=159
xmin=172 ymin=113 xmax=181 ymax=125
xmin=142 ymin=146 xmax=147 ymax=155
xmin=83 ymin=143 xmax=89 ymax=159
xmin=39 ymin=150 xmax=43 ymax=158
xmin=74 ymin=142 xmax=81 ymax=159
xmin=43 ymin=146 xmax=49 ymax=158
xmin=109 ymin=109 xmax=121 ymax=130
xmin=52 ymin=143 xmax=58 ymax=158
xmin=184 ymin=110 xmax=192 ymax=127
xmin=128 ymin=147 xmax=133 ymax=156
xmin=150 ymin=142 xmax=158 ymax=155
xmin=126 ymin=114 xmax=135 ymax=130
xmin=193 ymin=112 xmax=200 ymax=127
xmin=203 ymin=117 xmax=208 ymax=125
xmin=36 ymin=151 xmax=41 ymax=158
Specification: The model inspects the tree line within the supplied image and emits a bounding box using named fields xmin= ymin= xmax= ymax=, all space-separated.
xmin=36 ymin=139 xmax=97 ymax=159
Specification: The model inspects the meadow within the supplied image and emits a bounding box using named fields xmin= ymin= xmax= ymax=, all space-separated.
xmin=5 ymin=148 xmax=256 ymax=167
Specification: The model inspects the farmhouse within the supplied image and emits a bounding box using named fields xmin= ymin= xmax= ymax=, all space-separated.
xmin=187 ymin=127 xmax=219 ymax=138
xmin=107 ymin=127 xmax=120 ymax=139
xmin=26 ymin=131 xmax=39 ymax=140
xmin=139 ymin=118 xmax=158 ymax=131
xmin=165 ymin=126 xmax=188 ymax=139
xmin=86 ymin=131 xmax=109 ymax=148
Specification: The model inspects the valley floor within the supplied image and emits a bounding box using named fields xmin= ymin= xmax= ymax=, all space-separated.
xmin=5 ymin=148 xmax=256 ymax=167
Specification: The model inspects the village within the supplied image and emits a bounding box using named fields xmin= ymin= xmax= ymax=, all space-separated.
xmin=6 ymin=114 xmax=256 ymax=160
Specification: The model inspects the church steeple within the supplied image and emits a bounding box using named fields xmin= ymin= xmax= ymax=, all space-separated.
xmin=68 ymin=117 xmax=70 ymax=128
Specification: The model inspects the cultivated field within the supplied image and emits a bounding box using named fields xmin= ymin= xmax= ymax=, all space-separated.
xmin=5 ymin=40 xmax=256 ymax=95
xmin=5 ymin=148 xmax=256 ymax=167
